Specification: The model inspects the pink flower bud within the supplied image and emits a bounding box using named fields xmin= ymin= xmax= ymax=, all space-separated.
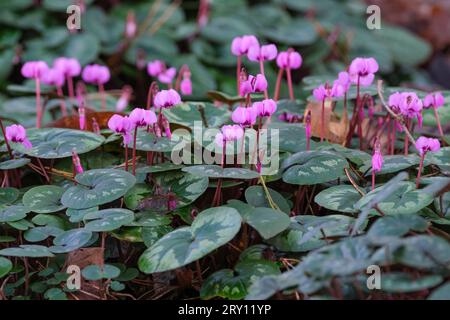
xmin=72 ymin=149 xmax=84 ymax=175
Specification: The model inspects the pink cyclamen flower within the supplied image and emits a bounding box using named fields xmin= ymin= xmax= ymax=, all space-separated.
xmin=215 ymin=125 xmax=244 ymax=147
xmin=276 ymin=51 xmax=302 ymax=69
xmin=21 ymin=61 xmax=49 ymax=79
xmin=116 ymin=85 xmax=132 ymax=112
xmin=313 ymin=83 xmax=344 ymax=102
xmin=388 ymin=92 xmax=404 ymax=114
xmin=254 ymin=99 xmax=277 ymax=117
xmin=239 ymin=74 xmax=268 ymax=97
xmin=41 ymin=68 xmax=65 ymax=87
xmin=247 ymin=44 xmax=278 ymax=62
xmin=423 ymin=92 xmax=445 ymax=109
xmin=158 ymin=67 xmax=177 ymax=84
xmin=372 ymin=148 xmax=384 ymax=173
xmin=108 ymin=114 xmax=133 ymax=145
xmin=415 ymin=136 xmax=440 ymax=156
xmin=5 ymin=124 xmax=32 ymax=149
xmin=53 ymin=57 xmax=81 ymax=77
xmin=334 ymin=71 xmax=351 ymax=93
xmin=147 ymin=60 xmax=164 ymax=77
xmin=71 ymin=149 xmax=84 ymax=175
xmin=129 ymin=108 xmax=157 ymax=127
xmin=231 ymin=35 xmax=259 ymax=56
xmin=399 ymin=92 xmax=423 ymax=126
xmin=348 ymin=57 xmax=379 ymax=86
xmin=232 ymin=106 xmax=257 ymax=127
xmin=82 ymin=64 xmax=110 ymax=85
xmin=181 ymin=77 xmax=192 ymax=95
xmin=154 ymin=89 xmax=181 ymax=108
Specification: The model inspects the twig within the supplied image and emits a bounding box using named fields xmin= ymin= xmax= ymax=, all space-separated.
xmin=344 ymin=168 xmax=366 ymax=196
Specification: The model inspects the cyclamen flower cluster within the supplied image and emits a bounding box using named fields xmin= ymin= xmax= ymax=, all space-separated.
xmin=108 ymin=108 xmax=157 ymax=145
xmin=147 ymin=60 xmax=176 ymax=85
xmin=388 ymin=91 xmax=423 ymax=126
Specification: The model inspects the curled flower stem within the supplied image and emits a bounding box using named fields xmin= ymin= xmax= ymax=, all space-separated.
xmin=416 ymin=153 xmax=425 ymax=188
xmin=377 ymin=80 xmax=416 ymax=146
xmin=274 ymin=68 xmax=284 ymax=101
xmin=433 ymin=107 xmax=444 ymax=138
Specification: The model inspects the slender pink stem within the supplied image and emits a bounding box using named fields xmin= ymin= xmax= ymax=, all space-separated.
xmin=236 ymin=56 xmax=241 ymax=95
xmin=35 ymin=78 xmax=42 ymax=128
xmin=56 ymin=86 xmax=67 ymax=117
xmin=320 ymin=100 xmax=325 ymax=142
xmin=416 ymin=153 xmax=425 ymax=188
xmin=433 ymin=107 xmax=444 ymax=137
xmin=99 ymin=83 xmax=106 ymax=111
xmin=132 ymin=127 xmax=138 ymax=175
xmin=259 ymin=59 xmax=268 ymax=99
xmin=274 ymin=68 xmax=284 ymax=101
xmin=286 ymin=67 xmax=294 ymax=100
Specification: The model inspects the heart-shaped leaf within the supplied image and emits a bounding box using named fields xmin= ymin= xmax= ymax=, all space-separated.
xmin=355 ymin=182 xmax=434 ymax=215
xmin=61 ymin=169 xmax=136 ymax=209
xmin=245 ymin=186 xmax=291 ymax=214
xmin=0 ymin=205 xmax=30 ymax=222
xmin=0 ymin=158 xmax=31 ymax=170
xmin=0 ymin=257 xmax=12 ymax=278
xmin=0 ymin=245 xmax=54 ymax=257
xmin=138 ymin=206 xmax=242 ymax=273
xmin=0 ymin=187 xmax=19 ymax=206
xmin=22 ymin=185 xmax=66 ymax=213
xmin=84 ymin=208 xmax=134 ymax=232
xmin=82 ymin=264 xmax=121 ymax=281
xmin=314 ymin=185 xmax=362 ymax=213
xmin=11 ymin=128 xmax=105 ymax=159
xmin=243 ymin=207 xmax=290 ymax=240
xmin=282 ymin=151 xmax=348 ymax=185
xmin=183 ymin=165 xmax=259 ymax=179
xmin=129 ymin=128 xmax=179 ymax=152
xmin=49 ymin=228 xmax=93 ymax=253
xmin=24 ymin=226 xmax=63 ymax=242
xmin=267 ymin=215 xmax=356 ymax=252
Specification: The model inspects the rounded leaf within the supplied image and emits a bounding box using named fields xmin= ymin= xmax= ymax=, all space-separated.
xmin=23 ymin=185 xmax=66 ymax=213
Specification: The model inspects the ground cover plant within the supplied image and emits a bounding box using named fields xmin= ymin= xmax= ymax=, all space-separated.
xmin=0 ymin=0 xmax=449 ymax=300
